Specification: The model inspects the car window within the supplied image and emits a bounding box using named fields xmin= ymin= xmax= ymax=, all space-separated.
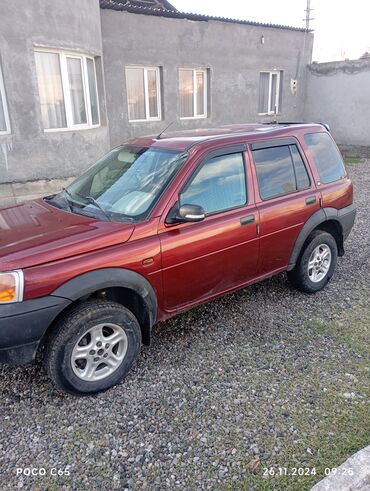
xmin=290 ymin=145 xmax=311 ymax=190
xmin=253 ymin=145 xmax=294 ymax=200
xmin=180 ymin=152 xmax=247 ymax=215
xmin=64 ymin=146 xmax=187 ymax=221
xmin=304 ymin=132 xmax=346 ymax=184
xmin=252 ymin=144 xmax=310 ymax=200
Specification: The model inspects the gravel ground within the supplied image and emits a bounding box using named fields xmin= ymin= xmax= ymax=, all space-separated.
xmin=0 ymin=161 xmax=369 ymax=491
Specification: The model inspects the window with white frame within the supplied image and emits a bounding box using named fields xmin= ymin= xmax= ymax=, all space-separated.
xmin=179 ymin=68 xmax=207 ymax=119
xmin=0 ymin=62 xmax=11 ymax=134
xmin=258 ymin=70 xmax=283 ymax=115
xmin=125 ymin=66 xmax=161 ymax=122
xmin=34 ymin=50 xmax=100 ymax=130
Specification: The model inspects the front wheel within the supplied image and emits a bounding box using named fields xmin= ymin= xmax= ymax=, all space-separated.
xmin=287 ymin=230 xmax=338 ymax=293
xmin=44 ymin=300 xmax=141 ymax=395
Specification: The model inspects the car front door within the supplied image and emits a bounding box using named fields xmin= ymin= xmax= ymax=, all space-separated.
xmin=158 ymin=145 xmax=260 ymax=313
xmin=249 ymin=138 xmax=321 ymax=276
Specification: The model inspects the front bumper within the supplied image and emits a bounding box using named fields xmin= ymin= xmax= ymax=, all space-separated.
xmin=0 ymin=296 xmax=71 ymax=364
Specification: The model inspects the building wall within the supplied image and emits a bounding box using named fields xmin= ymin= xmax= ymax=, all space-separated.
xmin=0 ymin=0 xmax=109 ymax=184
xmin=0 ymin=3 xmax=314 ymax=190
xmin=304 ymin=59 xmax=370 ymax=149
xmin=101 ymin=10 xmax=313 ymax=148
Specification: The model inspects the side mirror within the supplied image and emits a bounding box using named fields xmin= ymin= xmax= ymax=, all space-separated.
xmin=166 ymin=203 xmax=206 ymax=224
xmin=178 ymin=204 xmax=206 ymax=222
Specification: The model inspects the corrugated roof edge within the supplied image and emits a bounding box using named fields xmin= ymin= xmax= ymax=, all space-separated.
xmin=99 ymin=0 xmax=311 ymax=32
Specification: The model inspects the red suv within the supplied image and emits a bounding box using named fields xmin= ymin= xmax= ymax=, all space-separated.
xmin=0 ymin=123 xmax=355 ymax=394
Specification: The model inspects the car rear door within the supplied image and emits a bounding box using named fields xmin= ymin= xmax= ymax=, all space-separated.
xmin=158 ymin=145 xmax=260 ymax=312
xmin=249 ymin=137 xmax=321 ymax=276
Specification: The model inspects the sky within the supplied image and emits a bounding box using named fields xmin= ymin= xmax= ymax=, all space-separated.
xmin=171 ymin=0 xmax=370 ymax=62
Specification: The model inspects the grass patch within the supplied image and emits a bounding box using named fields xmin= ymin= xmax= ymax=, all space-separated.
xmin=304 ymin=299 xmax=370 ymax=357
xmin=223 ymin=298 xmax=370 ymax=491
xmin=34 ymin=476 xmax=66 ymax=491
xmin=254 ymin=372 xmax=369 ymax=491
xmin=344 ymin=156 xmax=364 ymax=165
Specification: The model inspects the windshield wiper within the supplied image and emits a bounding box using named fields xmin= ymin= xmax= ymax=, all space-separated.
xmin=85 ymin=196 xmax=112 ymax=222
xmin=61 ymin=187 xmax=73 ymax=211
xmin=63 ymin=188 xmax=112 ymax=222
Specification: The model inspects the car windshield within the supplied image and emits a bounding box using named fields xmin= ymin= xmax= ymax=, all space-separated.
xmin=50 ymin=146 xmax=187 ymax=222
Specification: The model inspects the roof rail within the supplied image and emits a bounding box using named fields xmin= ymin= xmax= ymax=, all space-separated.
xmin=319 ymin=122 xmax=331 ymax=131
xmin=262 ymin=121 xmax=331 ymax=131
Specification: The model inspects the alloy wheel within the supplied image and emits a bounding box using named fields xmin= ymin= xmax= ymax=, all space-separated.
xmin=307 ymin=243 xmax=332 ymax=283
xmin=71 ymin=323 xmax=128 ymax=381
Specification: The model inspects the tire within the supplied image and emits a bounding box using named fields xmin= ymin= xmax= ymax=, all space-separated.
xmin=44 ymin=300 xmax=141 ymax=395
xmin=287 ymin=230 xmax=338 ymax=294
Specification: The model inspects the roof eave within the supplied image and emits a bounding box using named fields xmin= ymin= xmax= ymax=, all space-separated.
xmin=99 ymin=1 xmax=311 ymax=33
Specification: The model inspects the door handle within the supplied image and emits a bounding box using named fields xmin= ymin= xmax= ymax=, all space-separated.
xmin=240 ymin=215 xmax=255 ymax=226
xmin=305 ymin=196 xmax=317 ymax=205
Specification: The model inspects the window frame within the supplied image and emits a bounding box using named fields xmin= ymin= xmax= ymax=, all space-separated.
xmin=251 ymin=141 xmax=312 ymax=202
xmin=0 ymin=61 xmax=11 ymax=135
xmin=258 ymin=70 xmax=281 ymax=116
xmin=290 ymin=144 xmax=312 ymax=190
xmin=179 ymin=68 xmax=208 ymax=120
xmin=34 ymin=47 xmax=100 ymax=132
xmin=179 ymin=147 xmax=248 ymax=218
xmin=125 ymin=66 xmax=162 ymax=123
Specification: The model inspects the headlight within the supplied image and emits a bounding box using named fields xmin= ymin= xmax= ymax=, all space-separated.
xmin=0 ymin=270 xmax=24 ymax=304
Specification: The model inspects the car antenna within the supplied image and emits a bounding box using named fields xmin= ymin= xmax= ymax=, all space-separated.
xmin=156 ymin=121 xmax=175 ymax=140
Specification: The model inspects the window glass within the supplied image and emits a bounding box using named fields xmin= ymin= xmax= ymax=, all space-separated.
xmin=0 ymin=92 xmax=6 ymax=131
xmin=126 ymin=68 xmax=145 ymax=121
xmin=258 ymin=72 xmax=269 ymax=114
xmin=0 ymin=62 xmax=9 ymax=133
xmin=181 ymin=153 xmax=246 ymax=214
xmin=86 ymin=58 xmax=99 ymax=125
xmin=67 ymin=57 xmax=87 ymax=125
xmin=270 ymin=73 xmax=278 ymax=113
xmin=253 ymin=146 xmax=296 ymax=199
xmin=179 ymin=69 xmax=207 ymax=118
xmin=179 ymin=69 xmax=194 ymax=118
xmin=35 ymin=52 xmax=67 ymax=129
xmin=304 ymin=132 xmax=345 ymax=184
xmin=147 ymin=69 xmax=159 ymax=118
xmin=35 ymin=51 xmax=100 ymax=130
xmin=290 ymin=145 xmax=310 ymax=190
xmin=258 ymin=71 xmax=283 ymax=115
xmin=65 ymin=146 xmax=186 ymax=221
xmin=126 ymin=67 xmax=160 ymax=121
xmin=196 ymin=71 xmax=205 ymax=115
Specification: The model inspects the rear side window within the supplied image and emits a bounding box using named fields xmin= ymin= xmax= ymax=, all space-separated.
xmin=304 ymin=132 xmax=346 ymax=184
xmin=180 ymin=152 xmax=247 ymax=214
xmin=252 ymin=144 xmax=310 ymax=200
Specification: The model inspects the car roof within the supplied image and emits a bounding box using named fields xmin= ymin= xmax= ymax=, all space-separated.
xmin=125 ymin=123 xmax=326 ymax=152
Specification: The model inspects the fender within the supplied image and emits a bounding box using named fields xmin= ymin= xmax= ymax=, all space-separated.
xmin=51 ymin=268 xmax=158 ymax=329
xmin=287 ymin=208 xmax=346 ymax=271
xmin=326 ymin=204 xmax=356 ymax=241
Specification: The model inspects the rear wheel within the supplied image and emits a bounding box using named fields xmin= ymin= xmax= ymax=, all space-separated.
xmin=287 ymin=230 xmax=338 ymax=293
xmin=44 ymin=300 xmax=141 ymax=395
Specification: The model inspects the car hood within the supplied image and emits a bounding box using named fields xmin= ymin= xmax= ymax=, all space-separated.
xmin=0 ymin=199 xmax=135 ymax=270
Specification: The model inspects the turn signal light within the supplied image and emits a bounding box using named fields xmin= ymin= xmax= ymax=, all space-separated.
xmin=0 ymin=274 xmax=17 ymax=302
xmin=0 ymin=271 xmax=24 ymax=303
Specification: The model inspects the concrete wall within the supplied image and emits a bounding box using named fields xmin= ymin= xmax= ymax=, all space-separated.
xmin=101 ymin=10 xmax=313 ymax=148
xmin=0 ymin=0 xmax=109 ymax=184
xmin=304 ymin=59 xmax=370 ymax=149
